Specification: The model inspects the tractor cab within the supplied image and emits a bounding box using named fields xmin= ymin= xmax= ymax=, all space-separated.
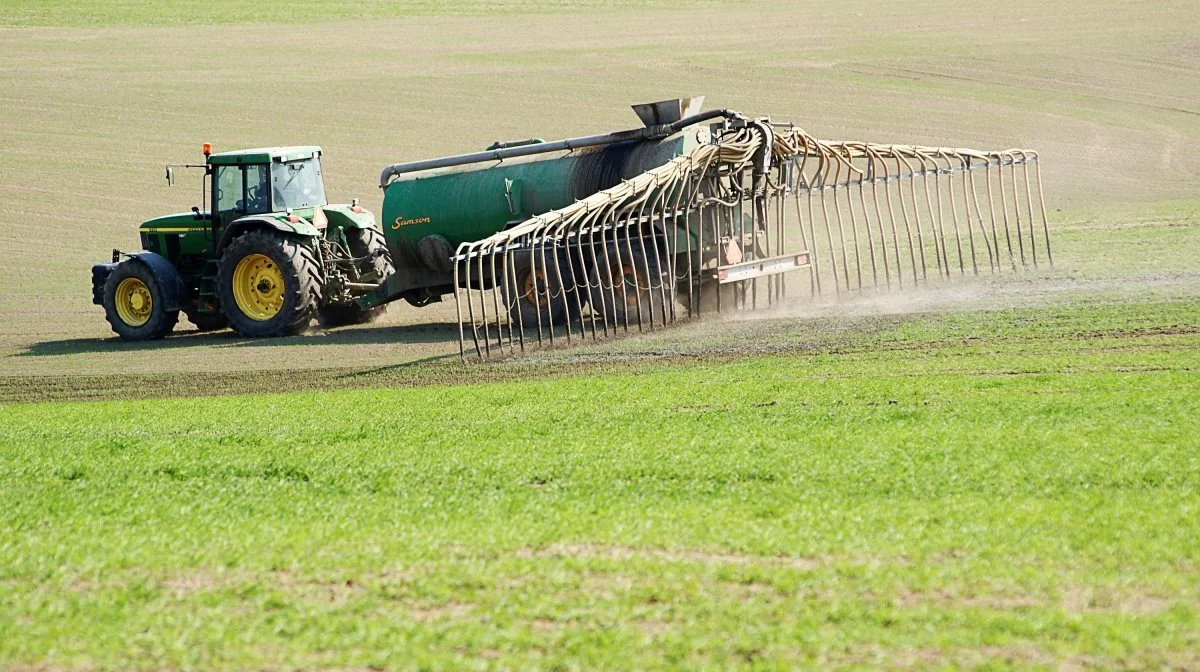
xmin=94 ymin=144 xmax=395 ymax=342
xmin=205 ymin=146 xmax=327 ymax=223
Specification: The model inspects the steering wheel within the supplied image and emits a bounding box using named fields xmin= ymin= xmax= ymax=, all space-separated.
xmin=247 ymin=183 xmax=265 ymax=208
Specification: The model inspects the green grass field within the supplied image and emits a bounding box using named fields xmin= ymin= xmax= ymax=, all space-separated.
xmin=3 ymin=300 xmax=1199 ymax=669
xmin=2 ymin=0 xmax=1199 ymax=668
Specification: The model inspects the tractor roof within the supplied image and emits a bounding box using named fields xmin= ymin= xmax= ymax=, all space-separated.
xmin=206 ymin=146 xmax=322 ymax=166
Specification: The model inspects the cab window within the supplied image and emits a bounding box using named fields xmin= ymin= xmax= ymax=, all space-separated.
xmin=244 ymin=164 xmax=269 ymax=214
xmin=214 ymin=164 xmax=271 ymax=214
xmin=215 ymin=166 xmax=241 ymax=213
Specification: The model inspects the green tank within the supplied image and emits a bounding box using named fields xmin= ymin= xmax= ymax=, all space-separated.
xmin=366 ymin=99 xmax=718 ymax=308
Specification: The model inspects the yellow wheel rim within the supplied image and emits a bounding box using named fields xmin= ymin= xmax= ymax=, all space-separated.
xmin=232 ymin=253 xmax=285 ymax=321
xmin=114 ymin=277 xmax=153 ymax=327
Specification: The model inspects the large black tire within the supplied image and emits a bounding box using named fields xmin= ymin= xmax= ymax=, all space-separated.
xmin=217 ymin=230 xmax=322 ymax=337
xmin=588 ymin=239 xmax=669 ymax=327
xmin=184 ymin=309 xmax=228 ymax=333
xmin=317 ymin=226 xmax=393 ymax=327
xmin=102 ymin=260 xmax=179 ymax=341
xmin=347 ymin=226 xmax=394 ymax=282
xmin=501 ymin=250 xmax=583 ymax=328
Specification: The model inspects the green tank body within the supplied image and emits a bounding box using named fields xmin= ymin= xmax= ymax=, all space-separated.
xmin=372 ymin=129 xmax=708 ymax=303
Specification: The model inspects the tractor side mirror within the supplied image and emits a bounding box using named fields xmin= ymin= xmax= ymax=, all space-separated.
xmin=165 ymin=166 xmax=175 ymax=186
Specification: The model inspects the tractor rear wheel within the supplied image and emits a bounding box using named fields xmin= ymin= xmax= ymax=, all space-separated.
xmin=102 ymin=260 xmax=180 ymax=341
xmin=317 ymin=226 xmax=392 ymax=327
xmin=347 ymin=226 xmax=394 ymax=282
xmin=218 ymin=230 xmax=322 ymax=337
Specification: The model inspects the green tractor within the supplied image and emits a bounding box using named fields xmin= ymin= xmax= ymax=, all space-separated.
xmin=93 ymin=145 xmax=393 ymax=340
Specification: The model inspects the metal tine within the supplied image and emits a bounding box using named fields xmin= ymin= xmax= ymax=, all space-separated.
xmin=777 ymin=161 xmax=787 ymax=303
xmin=462 ymin=252 xmax=480 ymax=359
xmin=793 ymin=141 xmax=821 ymax=297
xmin=891 ymin=151 xmax=921 ymax=286
xmin=468 ymin=248 xmax=487 ymax=360
xmin=776 ymin=174 xmax=786 ymax=303
xmin=864 ymin=145 xmax=892 ymax=289
xmin=672 ymin=162 xmax=700 ymax=321
xmin=487 ymin=240 xmax=504 ymax=352
xmin=831 ymin=145 xmax=862 ymax=291
xmin=995 ymin=153 xmax=1020 ymax=269
xmin=948 ymin=151 xmax=978 ymax=276
xmin=967 ymin=160 xmax=997 ymax=274
xmin=931 ymin=150 xmax=954 ymax=276
xmin=595 ymin=196 xmax=625 ymax=334
xmin=814 ymin=146 xmax=841 ymax=296
xmin=906 ymin=148 xmax=938 ymax=280
xmin=453 ymin=247 xmax=467 ymax=360
xmin=573 ymin=211 xmax=601 ymax=341
xmin=1005 ymin=152 xmax=1027 ymax=268
xmin=558 ymin=214 xmax=586 ymax=342
xmin=631 ymin=175 xmax=663 ymax=331
xmin=936 ymin=150 xmax=966 ymax=276
xmin=506 ymin=244 xmax=525 ymax=352
xmin=652 ymin=172 xmax=679 ymax=327
xmin=1015 ymin=150 xmax=1038 ymax=268
xmin=878 ymin=149 xmax=904 ymax=290
xmin=548 ymin=233 xmax=572 ymax=346
xmin=544 ymin=215 xmax=571 ymax=341
xmin=617 ymin=206 xmax=639 ymax=333
xmin=687 ymin=173 xmax=706 ymax=318
xmin=528 ymin=232 xmax=546 ymax=347
xmin=732 ymin=164 xmax=747 ymax=308
xmin=1031 ymin=153 xmax=1053 ymax=266
xmin=745 ymin=162 xmax=756 ymax=309
xmin=828 ymin=147 xmax=854 ymax=293
xmin=592 ymin=195 xmax=620 ymax=334
xmin=981 ymin=156 xmax=1004 ymax=271
xmin=848 ymin=144 xmax=879 ymax=290
xmin=584 ymin=200 xmax=612 ymax=340
xmin=778 ymin=166 xmax=789 ymax=302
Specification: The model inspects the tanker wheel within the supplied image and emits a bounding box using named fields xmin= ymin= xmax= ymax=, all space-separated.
xmin=102 ymin=260 xmax=180 ymax=341
xmin=184 ymin=309 xmax=228 ymax=333
xmin=588 ymin=240 xmax=669 ymax=327
xmin=217 ymin=230 xmax=322 ymax=337
xmin=502 ymin=251 xmax=581 ymax=328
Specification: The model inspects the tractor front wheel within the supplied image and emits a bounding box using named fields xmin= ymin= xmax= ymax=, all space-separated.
xmin=102 ymin=260 xmax=180 ymax=341
xmin=218 ymin=230 xmax=323 ymax=337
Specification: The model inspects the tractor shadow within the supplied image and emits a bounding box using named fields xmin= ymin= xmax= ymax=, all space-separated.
xmin=18 ymin=321 xmax=463 ymax=357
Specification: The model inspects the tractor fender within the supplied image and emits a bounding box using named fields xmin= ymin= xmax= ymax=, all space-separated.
xmin=321 ymin=204 xmax=376 ymax=230
xmin=125 ymin=251 xmax=190 ymax=312
xmin=217 ymin=215 xmax=319 ymax=253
